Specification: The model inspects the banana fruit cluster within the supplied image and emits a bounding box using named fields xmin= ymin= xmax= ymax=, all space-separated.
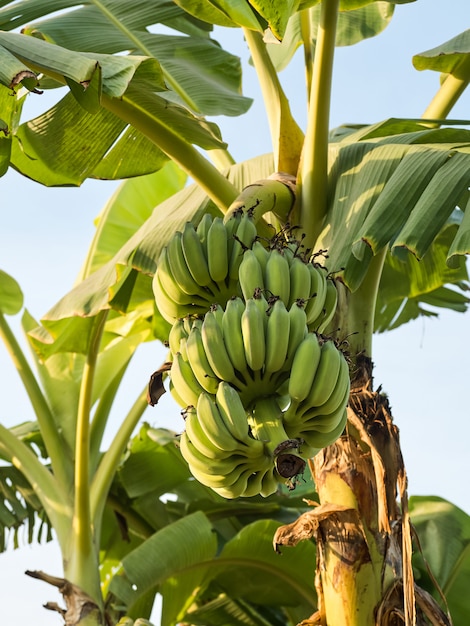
xmin=153 ymin=212 xmax=258 ymax=323
xmin=238 ymin=244 xmax=338 ymax=333
xmin=170 ymin=296 xmax=312 ymax=409
xmin=179 ymin=383 xmax=281 ymax=498
xmin=152 ymin=184 xmax=350 ymax=499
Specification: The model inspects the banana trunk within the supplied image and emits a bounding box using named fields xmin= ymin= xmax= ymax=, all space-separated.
xmin=310 ymin=358 xmax=408 ymax=625
xmin=274 ymin=357 xmax=423 ymax=625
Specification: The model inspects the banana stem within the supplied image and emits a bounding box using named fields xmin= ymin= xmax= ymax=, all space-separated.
xmin=0 ymin=312 xmax=72 ymax=490
xmin=208 ymin=148 xmax=236 ymax=171
xmin=300 ymin=8 xmax=314 ymax=102
xmin=67 ymin=311 xmax=107 ymax=605
xmin=102 ymin=92 xmax=239 ymax=212
xmin=91 ymin=387 xmax=148 ymax=529
xmin=242 ymin=28 xmax=304 ymax=175
xmin=298 ymin=0 xmax=340 ymax=248
xmin=0 ymin=423 xmax=72 ymax=547
xmin=89 ymin=364 xmax=127 ymax=472
xmin=421 ymin=54 xmax=470 ymax=123
xmin=249 ymin=396 xmax=292 ymax=457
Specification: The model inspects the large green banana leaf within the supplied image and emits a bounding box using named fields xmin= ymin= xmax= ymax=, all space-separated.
xmin=27 ymin=154 xmax=274 ymax=359
xmin=317 ymin=121 xmax=470 ymax=289
xmin=105 ymin=425 xmax=317 ymax=626
xmin=27 ymin=119 xmax=470 ymax=360
xmin=409 ymin=496 xmax=470 ymax=626
xmin=0 ymin=2 xmax=248 ymax=184
xmin=0 ymin=0 xmax=250 ymax=117
xmin=266 ymin=1 xmax=396 ymax=71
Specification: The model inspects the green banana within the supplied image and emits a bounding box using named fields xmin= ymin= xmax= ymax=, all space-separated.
xmin=212 ymin=466 xmax=259 ymax=499
xmin=168 ymin=318 xmax=189 ymax=356
xmin=215 ymin=381 xmax=252 ymax=444
xmin=301 ymin=400 xmax=349 ymax=433
xmin=153 ymin=271 xmax=201 ymax=323
xmin=316 ymin=278 xmax=339 ymax=333
xmin=252 ymin=289 xmax=269 ymax=325
xmin=285 ymin=302 xmax=308 ymax=365
xmin=206 ymin=216 xmax=229 ymax=284
xmin=185 ymin=325 xmax=219 ymax=394
xmin=222 ymin=296 xmax=249 ymax=375
xmin=298 ymin=339 xmax=342 ymax=412
xmin=201 ymin=310 xmax=237 ymax=383
xmin=300 ymin=408 xmax=347 ymax=449
xmin=305 ymin=263 xmax=327 ymax=326
xmin=196 ymin=212 xmax=213 ymax=246
xmin=227 ymin=214 xmax=259 ymax=281
xmin=223 ymin=209 xmax=242 ymax=261
xmin=241 ymin=297 xmax=266 ymax=372
xmin=234 ymin=212 xmax=258 ymax=248
xmin=265 ymin=298 xmax=290 ymax=374
xmin=169 ymin=379 xmax=186 ymax=409
xmin=260 ymin=469 xmax=280 ymax=497
xmin=184 ymin=405 xmax=230 ymax=460
xmin=179 ymin=432 xmax=253 ymax=486
xmin=156 ymin=248 xmax=194 ymax=307
xmin=238 ymin=249 xmax=265 ymax=300
xmin=299 ymin=348 xmax=350 ymax=419
xmin=265 ymin=249 xmax=290 ymax=304
xmin=288 ymin=256 xmax=312 ymax=307
xmin=197 ymin=391 xmax=249 ymax=453
xmin=170 ymin=351 xmax=205 ymax=408
xmin=167 ymin=230 xmax=204 ymax=296
xmin=287 ymin=333 xmax=322 ymax=405
xmin=251 ymin=240 xmax=270 ymax=275
xmin=238 ymin=469 xmax=266 ymax=498
xmin=210 ymin=302 xmax=225 ymax=327
xmin=181 ymin=221 xmax=213 ymax=287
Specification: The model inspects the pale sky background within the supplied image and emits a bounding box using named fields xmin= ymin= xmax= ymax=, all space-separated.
xmin=1 ymin=1 xmax=469 ymax=623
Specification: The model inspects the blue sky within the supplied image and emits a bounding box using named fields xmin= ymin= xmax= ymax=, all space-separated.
xmin=0 ymin=1 xmax=469 ymax=623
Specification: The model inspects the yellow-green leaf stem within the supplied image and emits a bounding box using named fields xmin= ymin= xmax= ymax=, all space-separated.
xmin=89 ymin=364 xmax=127 ymax=473
xmin=68 ymin=311 xmax=107 ymax=604
xmin=208 ymin=147 xmax=237 ymax=171
xmin=102 ymin=92 xmax=239 ymax=212
xmin=298 ymin=0 xmax=340 ymax=249
xmin=243 ymin=28 xmax=304 ymax=176
xmin=0 ymin=423 xmax=72 ymax=547
xmin=421 ymin=54 xmax=470 ymax=123
xmin=0 ymin=312 xmax=72 ymax=490
xmin=91 ymin=387 xmax=148 ymax=531
xmin=300 ymin=8 xmax=314 ymax=102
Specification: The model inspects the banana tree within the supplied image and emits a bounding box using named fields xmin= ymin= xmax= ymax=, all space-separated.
xmin=1 ymin=1 xmax=470 ymax=626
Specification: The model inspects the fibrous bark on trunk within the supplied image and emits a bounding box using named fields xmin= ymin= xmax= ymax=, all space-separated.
xmin=274 ymin=355 xmax=451 ymax=626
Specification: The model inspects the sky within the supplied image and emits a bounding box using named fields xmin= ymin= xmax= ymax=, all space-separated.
xmin=0 ymin=1 xmax=469 ymax=623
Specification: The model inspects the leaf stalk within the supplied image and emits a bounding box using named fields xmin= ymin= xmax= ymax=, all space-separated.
xmin=0 ymin=312 xmax=72 ymax=490
xmin=299 ymin=0 xmax=340 ymax=248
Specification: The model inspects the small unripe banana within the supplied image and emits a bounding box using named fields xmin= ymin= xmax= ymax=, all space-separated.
xmin=241 ymin=298 xmax=266 ymax=372
xmin=265 ymin=249 xmax=290 ymax=304
xmin=238 ymin=249 xmax=265 ymax=300
xmin=287 ymin=333 xmax=322 ymax=405
xmin=265 ymin=298 xmax=290 ymax=374
xmin=207 ymin=217 xmax=229 ymax=283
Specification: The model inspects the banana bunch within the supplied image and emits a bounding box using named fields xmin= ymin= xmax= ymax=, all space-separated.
xmin=169 ymin=295 xmax=317 ymax=409
xmin=180 ymin=383 xmax=281 ymax=498
xmin=283 ymin=336 xmax=351 ymax=451
xmin=151 ymin=175 xmax=350 ymax=500
xmin=238 ymin=243 xmax=338 ymax=333
xmin=153 ymin=212 xmax=258 ymax=323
